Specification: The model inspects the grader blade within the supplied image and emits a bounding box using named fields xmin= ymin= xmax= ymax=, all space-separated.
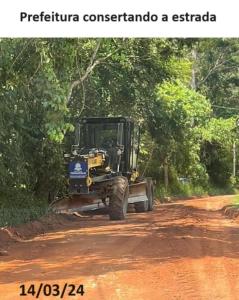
xmin=128 ymin=181 xmax=148 ymax=204
xmin=51 ymin=194 xmax=105 ymax=214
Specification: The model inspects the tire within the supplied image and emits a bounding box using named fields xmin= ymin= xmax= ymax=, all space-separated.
xmin=134 ymin=198 xmax=149 ymax=212
xmin=147 ymin=178 xmax=154 ymax=211
xmin=109 ymin=176 xmax=129 ymax=220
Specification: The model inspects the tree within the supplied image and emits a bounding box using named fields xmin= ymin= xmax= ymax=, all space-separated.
xmin=148 ymin=80 xmax=211 ymax=188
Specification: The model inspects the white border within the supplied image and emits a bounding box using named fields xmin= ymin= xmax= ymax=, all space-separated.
xmin=0 ymin=0 xmax=238 ymax=37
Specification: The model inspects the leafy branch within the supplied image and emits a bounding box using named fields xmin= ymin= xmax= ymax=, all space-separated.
xmin=67 ymin=39 xmax=118 ymax=105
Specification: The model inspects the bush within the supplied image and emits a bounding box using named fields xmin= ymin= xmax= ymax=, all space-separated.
xmin=207 ymin=185 xmax=236 ymax=196
xmin=0 ymin=193 xmax=48 ymax=227
xmin=155 ymin=182 xmax=207 ymax=200
xmin=155 ymin=180 xmax=237 ymax=201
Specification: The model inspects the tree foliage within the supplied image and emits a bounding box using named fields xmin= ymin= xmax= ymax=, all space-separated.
xmin=0 ymin=37 xmax=238 ymax=223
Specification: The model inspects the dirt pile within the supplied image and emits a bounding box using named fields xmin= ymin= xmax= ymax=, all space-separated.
xmin=0 ymin=229 xmax=14 ymax=247
xmin=14 ymin=213 xmax=80 ymax=238
xmin=0 ymin=228 xmax=19 ymax=256
xmin=222 ymin=205 xmax=239 ymax=219
xmin=0 ymin=213 xmax=80 ymax=251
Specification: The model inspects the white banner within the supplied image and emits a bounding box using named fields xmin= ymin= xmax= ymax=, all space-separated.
xmin=0 ymin=0 xmax=238 ymax=37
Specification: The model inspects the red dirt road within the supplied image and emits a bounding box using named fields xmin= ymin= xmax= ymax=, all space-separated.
xmin=1 ymin=195 xmax=239 ymax=300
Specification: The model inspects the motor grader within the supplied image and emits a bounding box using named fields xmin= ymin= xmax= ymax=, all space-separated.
xmin=54 ymin=117 xmax=154 ymax=220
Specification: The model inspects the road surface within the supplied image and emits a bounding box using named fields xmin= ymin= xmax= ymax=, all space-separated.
xmin=1 ymin=195 xmax=239 ymax=300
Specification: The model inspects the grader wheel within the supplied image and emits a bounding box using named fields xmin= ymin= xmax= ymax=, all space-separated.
xmin=109 ymin=176 xmax=129 ymax=220
xmin=147 ymin=178 xmax=154 ymax=211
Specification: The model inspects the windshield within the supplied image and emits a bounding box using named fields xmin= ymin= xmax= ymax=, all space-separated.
xmin=78 ymin=122 xmax=124 ymax=149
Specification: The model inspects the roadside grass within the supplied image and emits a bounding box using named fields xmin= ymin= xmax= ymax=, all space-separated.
xmin=155 ymin=184 xmax=207 ymax=200
xmin=0 ymin=194 xmax=48 ymax=227
xmin=156 ymin=183 xmax=237 ymax=201
xmin=232 ymin=194 xmax=239 ymax=207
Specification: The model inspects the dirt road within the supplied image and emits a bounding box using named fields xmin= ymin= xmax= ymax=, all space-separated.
xmin=1 ymin=195 xmax=239 ymax=300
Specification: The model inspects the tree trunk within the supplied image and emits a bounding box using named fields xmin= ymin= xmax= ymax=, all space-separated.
xmin=191 ymin=48 xmax=197 ymax=90
xmin=163 ymin=157 xmax=169 ymax=190
xmin=233 ymin=141 xmax=236 ymax=177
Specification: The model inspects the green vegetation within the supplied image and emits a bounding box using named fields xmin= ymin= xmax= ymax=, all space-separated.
xmin=0 ymin=38 xmax=239 ymax=226
xmin=233 ymin=195 xmax=239 ymax=206
xmin=0 ymin=194 xmax=48 ymax=227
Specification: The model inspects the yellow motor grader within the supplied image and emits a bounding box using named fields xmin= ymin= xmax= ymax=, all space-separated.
xmin=53 ymin=117 xmax=154 ymax=220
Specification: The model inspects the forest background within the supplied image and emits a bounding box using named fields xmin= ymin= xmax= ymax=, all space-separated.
xmin=0 ymin=38 xmax=238 ymax=225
